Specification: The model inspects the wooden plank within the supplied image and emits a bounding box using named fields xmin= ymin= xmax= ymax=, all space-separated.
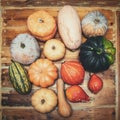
xmin=0 ymin=6 xmax=119 ymax=120
xmin=1 ymin=0 xmax=120 ymax=7
xmin=2 ymin=8 xmax=115 ymax=28
xmin=0 ymin=4 xmax=2 ymax=120
xmin=1 ymin=28 xmax=114 ymax=47
xmin=2 ymin=108 xmax=115 ymax=120
xmin=1 ymin=8 xmax=115 ymax=47
xmin=116 ymin=10 xmax=120 ymax=120
xmin=1 ymin=67 xmax=115 ymax=107
xmin=2 ymin=91 xmax=32 ymax=106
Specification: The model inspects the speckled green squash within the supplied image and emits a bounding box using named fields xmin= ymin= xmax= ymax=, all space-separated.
xmin=9 ymin=60 xmax=32 ymax=94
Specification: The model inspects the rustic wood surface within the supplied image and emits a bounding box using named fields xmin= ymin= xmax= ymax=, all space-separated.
xmin=1 ymin=0 xmax=120 ymax=7
xmin=116 ymin=11 xmax=120 ymax=120
xmin=0 ymin=1 xmax=120 ymax=120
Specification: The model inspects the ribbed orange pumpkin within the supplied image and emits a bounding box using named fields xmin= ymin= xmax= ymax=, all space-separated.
xmin=60 ymin=61 xmax=85 ymax=85
xmin=28 ymin=59 xmax=58 ymax=87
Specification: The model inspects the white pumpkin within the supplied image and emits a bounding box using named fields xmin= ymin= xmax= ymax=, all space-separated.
xmin=43 ymin=39 xmax=66 ymax=61
xmin=10 ymin=33 xmax=40 ymax=65
xmin=81 ymin=10 xmax=108 ymax=37
xmin=58 ymin=5 xmax=82 ymax=50
xmin=31 ymin=88 xmax=57 ymax=113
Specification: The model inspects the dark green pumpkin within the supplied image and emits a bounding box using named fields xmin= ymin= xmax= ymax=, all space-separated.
xmin=9 ymin=60 xmax=32 ymax=94
xmin=79 ymin=36 xmax=116 ymax=73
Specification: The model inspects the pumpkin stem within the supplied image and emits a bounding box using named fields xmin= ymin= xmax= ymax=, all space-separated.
xmin=52 ymin=46 xmax=56 ymax=50
xmin=41 ymin=99 xmax=45 ymax=104
xmin=94 ymin=18 xmax=100 ymax=24
xmin=38 ymin=18 xmax=44 ymax=23
xmin=20 ymin=42 xmax=25 ymax=49
xmin=96 ymin=48 xmax=103 ymax=55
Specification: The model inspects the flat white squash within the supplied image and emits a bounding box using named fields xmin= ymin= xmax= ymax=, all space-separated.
xmin=58 ymin=5 xmax=81 ymax=50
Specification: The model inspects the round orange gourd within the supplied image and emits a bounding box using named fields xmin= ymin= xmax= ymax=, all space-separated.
xmin=60 ymin=61 xmax=85 ymax=85
xmin=27 ymin=10 xmax=57 ymax=41
xmin=28 ymin=59 xmax=58 ymax=87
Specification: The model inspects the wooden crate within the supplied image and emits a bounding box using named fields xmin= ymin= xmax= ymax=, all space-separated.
xmin=0 ymin=1 xmax=120 ymax=120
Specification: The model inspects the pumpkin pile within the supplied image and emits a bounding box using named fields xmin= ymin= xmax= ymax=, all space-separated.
xmin=8 ymin=5 xmax=116 ymax=117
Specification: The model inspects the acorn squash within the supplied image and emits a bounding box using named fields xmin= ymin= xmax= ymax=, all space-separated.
xmin=79 ymin=36 xmax=116 ymax=73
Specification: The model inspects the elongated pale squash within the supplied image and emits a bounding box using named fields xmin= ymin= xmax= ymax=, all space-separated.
xmin=9 ymin=60 xmax=32 ymax=95
xmin=58 ymin=5 xmax=82 ymax=50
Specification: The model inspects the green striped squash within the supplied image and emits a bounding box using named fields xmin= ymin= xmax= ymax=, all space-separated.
xmin=9 ymin=60 xmax=32 ymax=95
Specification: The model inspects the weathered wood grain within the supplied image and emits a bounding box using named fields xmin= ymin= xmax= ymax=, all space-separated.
xmin=1 ymin=0 xmax=120 ymax=7
xmin=2 ymin=91 xmax=32 ymax=106
xmin=0 ymin=5 xmax=119 ymax=120
xmin=2 ymin=8 xmax=115 ymax=28
xmin=116 ymin=10 xmax=120 ymax=120
xmin=2 ymin=108 xmax=115 ymax=120
xmin=1 ymin=66 xmax=115 ymax=108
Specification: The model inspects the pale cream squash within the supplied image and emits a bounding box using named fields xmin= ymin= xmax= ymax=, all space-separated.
xmin=58 ymin=5 xmax=82 ymax=50
xmin=31 ymin=88 xmax=57 ymax=113
xmin=43 ymin=39 xmax=66 ymax=61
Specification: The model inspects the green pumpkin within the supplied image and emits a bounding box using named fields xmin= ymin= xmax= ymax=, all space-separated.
xmin=79 ymin=36 xmax=116 ymax=73
xmin=9 ymin=60 xmax=32 ymax=94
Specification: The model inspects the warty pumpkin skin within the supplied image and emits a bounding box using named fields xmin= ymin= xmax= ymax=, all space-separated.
xmin=79 ymin=36 xmax=116 ymax=73
xmin=60 ymin=61 xmax=85 ymax=85
xmin=28 ymin=59 xmax=58 ymax=87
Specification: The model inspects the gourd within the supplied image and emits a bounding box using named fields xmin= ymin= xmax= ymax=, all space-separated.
xmin=57 ymin=78 xmax=72 ymax=117
xmin=9 ymin=60 xmax=32 ymax=95
xmin=66 ymin=85 xmax=89 ymax=102
xmin=60 ymin=61 xmax=85 ymax=85
xmin=43 ymin=39 xmax=66 ymax=61
xmin=58 ymin=5 xmax=82 ymax=50
xmin=81 ymin=10 xmax=108 ymax=37
xmin=27 ymin=10 xmax=57 ymax=41
xmin=79 ymin=36 xmax=116 ymax=73
xmin=31 ymin=88 xmax=57 ymax=113
xmin=88 ymin=74 xmax=103 ymax=94
xmin=28 ymin=59 xmax=58 ymax=87
xmin=10 ymin=33 xmax=40 ymax=65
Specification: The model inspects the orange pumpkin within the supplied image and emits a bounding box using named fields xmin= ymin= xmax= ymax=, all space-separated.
xmin=27 ymin=10 xmax=57 ymax=41
xmin=60 ymin=61 xmax=85 ymax=85
xmin=28 ymin=59 xmax=58 ymax=87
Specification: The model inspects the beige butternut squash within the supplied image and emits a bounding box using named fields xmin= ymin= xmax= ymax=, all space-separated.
xmin=58 ymin=5 xmax=82 ymax=50
xmin=57 ymin=78 xmax=72 ymax=117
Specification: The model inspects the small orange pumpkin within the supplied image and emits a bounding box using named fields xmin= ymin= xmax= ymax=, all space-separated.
xmin=28 ymin=59 xmax=58 ymax=87
xmin=27 ymin=10 xmax=57 ymax=41
xmin=60 ymin=61 xmax=85 ymax=85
